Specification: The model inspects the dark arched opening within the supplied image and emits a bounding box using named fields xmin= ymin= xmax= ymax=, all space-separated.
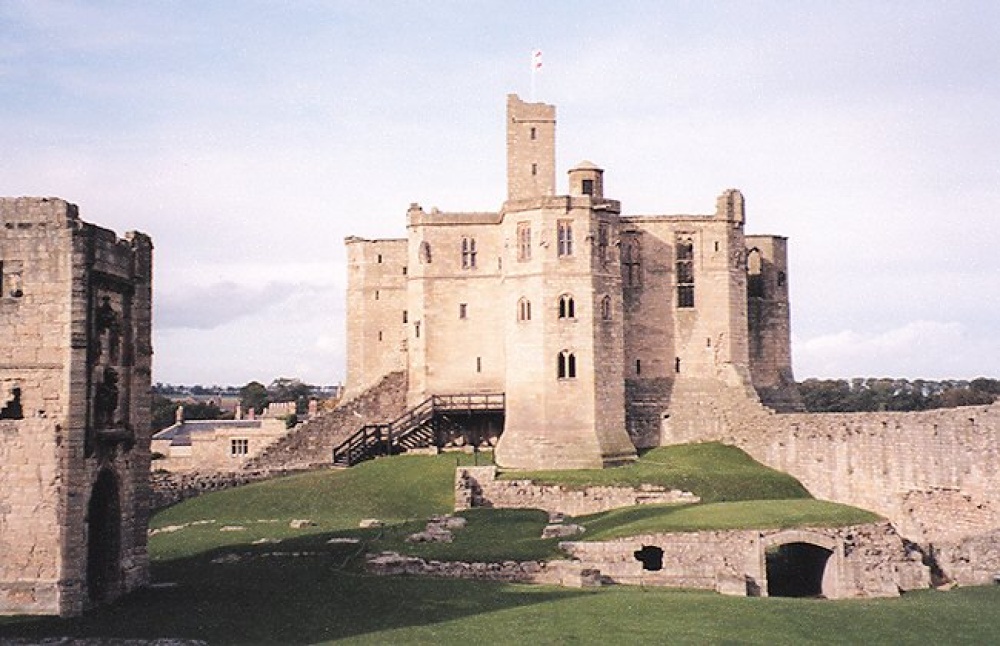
xmin=633 ymin=545 xmax=664 ymax=571
xmin=87 ymin=468 xmax=122 ymax=604
xmin=766 ymin=542 xmax=832 ymax=597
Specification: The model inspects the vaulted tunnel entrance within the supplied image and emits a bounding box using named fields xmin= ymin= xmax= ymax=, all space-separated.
xmin=634 ymin=545 xmax=664 ymax=571
xmin=766 ymin=542 xmax=832 ymax=597
xmin=86 ymin=469 xmax=122 ymax=604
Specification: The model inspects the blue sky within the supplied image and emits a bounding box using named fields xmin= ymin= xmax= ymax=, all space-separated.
xmin=2 ymin=1 xmax=998 ymax=386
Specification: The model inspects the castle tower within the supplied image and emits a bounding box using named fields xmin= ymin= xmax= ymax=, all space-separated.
xmin=506 ymin=94 xmax=556 ymax=201
xmin=746 ymin=234 xmax=803 ymax=411
xmin=496 ymin=106 xmax=636 ymax=469
xmin=0 ymin=197 xmax=153 ymax=616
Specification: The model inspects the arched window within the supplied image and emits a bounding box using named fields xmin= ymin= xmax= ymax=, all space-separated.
xmin=600 ymin=295 xmax=612 ymax=320
xmin=676 ymin=237 xmax=695 ymax=308
xmin=747 ymin=248 xmax=764 ymax=298
xmin=419 ymin=241 xmax=432 ymax=264
xmin=517 ymin=297 xmax=532 ymax=322
xmin=557 ymin=350 xmax=577 ymax=379
xmin=622 ymin=236 xmax=641 ymax=287
xmin=461 ymin=237 xmax=477 ymax=269
xmin=558 ymin=294 xmax=575 ymax=319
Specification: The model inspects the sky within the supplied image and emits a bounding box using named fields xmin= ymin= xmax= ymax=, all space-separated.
xmin=2 ymin=1 xmax=998 ymax=386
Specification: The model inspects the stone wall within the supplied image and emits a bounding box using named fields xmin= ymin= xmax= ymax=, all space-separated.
xmin=0 ymin=197 xmax=152 ymax=616
xmin=560 ymin=522 xmax=929 ymax=598
xmin=662 ymin=378 xmax=1000 ymax=585
xmin=365 ymin=551 xmax=601 ymax=588
xmin=455 ymin=466 xmax=698 ymax=516
xmin=149 ymin=469 xmax=298 ymax=511
xmin=245 ymin=370 xmax=408 ymax=471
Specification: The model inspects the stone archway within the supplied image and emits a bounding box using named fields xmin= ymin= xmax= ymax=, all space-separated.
xmin=765 ymin=542 xmax=833 ymax=597
xmin=760 ymin=530 xmax=839 ymax=598
xmin=86 ymin=468 xmax=122 ymax=603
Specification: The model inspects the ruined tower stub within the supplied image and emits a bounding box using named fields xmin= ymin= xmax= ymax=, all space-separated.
xmin=506 ymin=94 xmax=556 ymax=202
xmin=0 ymin=197 xmax=153 ymax=617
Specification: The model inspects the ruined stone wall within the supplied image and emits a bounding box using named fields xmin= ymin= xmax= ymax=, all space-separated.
xmin=0 ymin=197 xmax=152 ymax=616
xmin=662 ymin=381 xmax=1000 ymax=584
xmin=561 ymin=522 xmax=928 ymax=598
xmin=455 ymin=466 xmax=698 ymax=516
xmin=744 ymin=234 xmax=802 ymax=411
xmin=246 ymin=370 xmax=408 ymax=470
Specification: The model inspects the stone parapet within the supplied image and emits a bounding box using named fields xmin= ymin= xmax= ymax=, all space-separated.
xmin=455 ymin=466 xmax=698 ymax=515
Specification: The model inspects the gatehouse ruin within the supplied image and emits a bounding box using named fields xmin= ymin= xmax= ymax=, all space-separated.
xmin=0 ymin=197 xmax=153 ymax=616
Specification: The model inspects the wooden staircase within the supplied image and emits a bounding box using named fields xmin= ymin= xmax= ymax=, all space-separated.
xmin=332 ymin=393 xmax=504 ymax=467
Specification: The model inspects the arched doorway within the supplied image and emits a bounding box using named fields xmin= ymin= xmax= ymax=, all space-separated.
xmin=87 ymin=468 xmax=122 ymax=603
xmin=765 ymin=541 xmax=833 ymax=597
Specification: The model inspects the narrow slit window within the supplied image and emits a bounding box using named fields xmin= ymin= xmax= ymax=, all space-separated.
xmin=622 ymin=237 xmax=641 ymax=287
xmin=459 ymin=303 xmax=468 ymax=319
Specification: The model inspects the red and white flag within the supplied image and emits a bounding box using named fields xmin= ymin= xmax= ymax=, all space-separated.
xmin=531 ymin=49 xmax=543 ymax=71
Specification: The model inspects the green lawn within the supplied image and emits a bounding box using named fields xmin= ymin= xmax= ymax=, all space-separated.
xmin=3 ymin=447 xmax=996 ymax=644
xmin=504 ymin=442 xmax=812 ymax=502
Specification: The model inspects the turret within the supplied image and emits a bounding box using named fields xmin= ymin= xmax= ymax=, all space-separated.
xmin=568 ymin=160 xmax=604 ymax=199
xmin=506 ymin=94 xmax=556 ymax=201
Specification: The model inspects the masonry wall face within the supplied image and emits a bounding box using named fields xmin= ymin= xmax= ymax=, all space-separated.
xmin=0 ymin=197 xmax=152 ymax=616
xmin=344 ymin=95 xmax=796 ymax=470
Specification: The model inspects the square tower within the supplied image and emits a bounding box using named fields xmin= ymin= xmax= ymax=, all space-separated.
xmin=0 ymin=197 xmax=153 ymax=616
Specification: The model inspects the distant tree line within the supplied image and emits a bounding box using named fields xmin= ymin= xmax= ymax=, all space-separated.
xmin=797 ymin=378 xmax=1000 ymax=413
xmin=151 ymin=377 xmax=319 ymax=431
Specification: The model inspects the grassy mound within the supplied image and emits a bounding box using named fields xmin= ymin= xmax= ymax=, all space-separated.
xmin=579 ymin=499 xmax=882 ymax=541
xmin=5 ymin=445 xmax=999 ymax=644
xmin=501 ymin=442 xmax=811 ymax=502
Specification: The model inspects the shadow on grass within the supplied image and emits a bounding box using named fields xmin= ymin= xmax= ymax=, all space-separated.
xmin=0 ymin=529 xmax=585 ymax=645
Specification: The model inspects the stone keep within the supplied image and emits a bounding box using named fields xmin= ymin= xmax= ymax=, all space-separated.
xmin=344 ymin=95 xmax=800 ymax=470
xmin=0 ymin=198 xmax=153 ymax=616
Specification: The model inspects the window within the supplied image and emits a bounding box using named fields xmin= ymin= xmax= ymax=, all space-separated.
xmin=600 ymin=295 xmax=612 ymax=320
xmin=676 ymin=237 xmax=695 ymax=308
xmin=459 ymin=303 xmax=468 ymax=319
xmin=582 ymin=179 xmax=594 ymax=196
xmin=557 ymin=350 xmax=577 ymax=379
xmin=461 ymin=237 xmax=477 ymax=269
xmin=230 ymin=438 xmax=249 ymax=457
xmin=597 ymin=223 xmax=610 ymax=265
xmin=747 ymin=248 xmax=764 ymax=298
xmin=636 ymin=359 xmax=642 ymax=375
xmin=557 ymin=220 xmax=573 ymax=257
xmin=517 ymin=222 xmax=532 ymax=262
xmin=476 ymin=357 xmax=482 ymax=373
xmin=530 ymin=127 xmax=537 ymax=140
xmin=517 ymin=297 xmax=532 ymax=322
xmin=374 ymin=290 xmax=379 ymax=300
xmin=622 ymin=237 xmax=641 ymax=287
xmin=419 ymin=241 xmax=432 ymax=264
xmin=415 ymin=322 xmax=421 ymax=338
xmin=403 ymin=310 xmax=408 ymax=323
xmin=403 ymin=266 xmax=408 ymax=275
xmin=531 ymin=163 xmax=538 ymax=176
xmin=558 ymin=294 xmax=575 ymax=319
xmin=378 ymin=331 xmax=383 ymax=342
xmin=377 ymin=254 xmax=383 ymax=263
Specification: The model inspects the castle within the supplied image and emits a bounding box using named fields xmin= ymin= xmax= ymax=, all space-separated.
xmin=0 ymin=198 xmax=153 ymax=616
xmin=345 ymin=94 xmax=801 ymax=470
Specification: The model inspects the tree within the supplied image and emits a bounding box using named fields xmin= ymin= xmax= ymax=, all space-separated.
xmin=240 ymin=381 xmax=269 ymax=415
xmin=268 ymin=377 xmax=312 ymax=414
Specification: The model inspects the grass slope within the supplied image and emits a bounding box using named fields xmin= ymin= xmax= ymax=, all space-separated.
xmin=505 ymin=442 xmax=811 ymax=502
xmin=4 ymin=446 xmax=973 ymax=645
